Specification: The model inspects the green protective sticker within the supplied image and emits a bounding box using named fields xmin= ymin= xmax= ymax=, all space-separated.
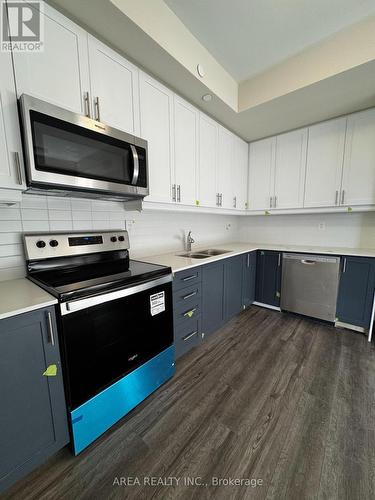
xmin=347 ymin=207 xmax=353 ymax=212
xmin=43 ymin=364 xmax=57 ymax=377
xmin=195 ymin=200 xmax=200 ymax=206
xmin=186 ymin=310 xmax=194 ymax=318
xmin=264 ymin=210 xmax=270 ymax=216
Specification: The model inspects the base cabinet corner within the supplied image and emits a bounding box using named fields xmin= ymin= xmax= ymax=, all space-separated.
xmin=336 ymin=256 xmax=375 ymax=329
xmin=0 ymin=306 xmax=69 ymax=494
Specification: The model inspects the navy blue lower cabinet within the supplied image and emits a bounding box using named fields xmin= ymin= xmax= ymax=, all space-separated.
xmin=173 ymin=267 xmax=202 ymax=359
xmin=255 ymin=250 xmax=282 ymax=307
xmin=201 ymin=260 xmax=225 ymax=337
xmin=0 ymin=306 xmax=69 ymax=493
xmin=224 ymin=255 xmax=244 ymax=321
xmin=336 ymin=256 xmax=375 ymax=329
xmin=174 ymin=317 xmax=201 ymax=358
xmin=242 ymin=251 xmax=257 ymax=308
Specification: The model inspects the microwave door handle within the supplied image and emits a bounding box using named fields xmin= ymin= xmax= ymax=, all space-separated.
xmin=130 ymin=145 xmax=139 ymax=185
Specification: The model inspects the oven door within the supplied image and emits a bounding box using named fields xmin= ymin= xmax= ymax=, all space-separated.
xmin=58 ymin=275 xmax=173 ymax=410
xmin=19 ymin=94 xmax=148 ymax=198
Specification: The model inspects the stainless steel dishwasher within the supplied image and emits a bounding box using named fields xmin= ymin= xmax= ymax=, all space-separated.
xmin=281 ymin=253 xmax=341 ymax=322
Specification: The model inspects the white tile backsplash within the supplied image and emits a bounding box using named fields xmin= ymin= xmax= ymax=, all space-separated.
xmin=2 ymin=192 xmax=374 ymax=284
xmin=0 ymin=193 xmax=127 ymax=281
xmin=0 ymin=194 xmax=239 ymax=281
xmin=239 ymin=212 xmax=375 ymax=249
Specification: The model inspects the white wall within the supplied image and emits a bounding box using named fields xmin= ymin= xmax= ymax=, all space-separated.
xmin=238 ymin=212 xmax=375 ymax=249
xmin=0 ymin=194 xmax=239 ymax=282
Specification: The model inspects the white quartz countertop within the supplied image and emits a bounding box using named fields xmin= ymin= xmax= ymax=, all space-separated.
xmin=0 ymin=278 xmax=57 ymax=321
xmin=140 ymin=242 xmax=375 ymax=273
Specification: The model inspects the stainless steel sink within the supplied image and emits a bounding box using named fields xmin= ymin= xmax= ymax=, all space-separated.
xmin=199 ymin=249 xmax=231 ymax=256
xmin=177 ymin=252 xmax=211 ymax=259
xmin=176 ymin=248 xmax=232 ymax=259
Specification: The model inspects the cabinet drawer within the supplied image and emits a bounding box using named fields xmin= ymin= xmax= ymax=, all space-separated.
xmin=173 ymin=301 xmax=201 ymax=326
xmin=174 ymin=317 xmax=201 ymax=359
xmin=173 ymin=267 xmax=201 ymax=291
xmin=173 ymin=283 xmax=201 ymax=308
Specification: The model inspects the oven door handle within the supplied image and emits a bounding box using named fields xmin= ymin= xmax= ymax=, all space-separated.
xmin=61 ymin=274 xmax=172 ymax=315
xmin=130 ymin=145 xmax=139 ymax=185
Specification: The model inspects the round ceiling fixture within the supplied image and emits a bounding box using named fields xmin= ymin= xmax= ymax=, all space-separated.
xmin=197 ymin=63 xmax=205 ymax=78
xmin=202 ymin=94 xmax=212 ymax=102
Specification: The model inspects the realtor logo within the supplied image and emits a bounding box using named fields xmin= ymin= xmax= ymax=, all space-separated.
xmin=1 ymin=0 xmax=44 ymax=51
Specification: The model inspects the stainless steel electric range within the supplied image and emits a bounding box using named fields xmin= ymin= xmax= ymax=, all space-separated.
xmin=23 ymin=230 xmax=175 ymax=454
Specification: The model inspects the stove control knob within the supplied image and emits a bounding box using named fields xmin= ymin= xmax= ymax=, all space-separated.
xmin=110 ymin=236 xmax=117 ymax=242
xmin=49 ymin=239 xmax=59 ymax=247
xmin=118 ymin=235 xmax=125 ymax=242
xmin=36 ymin=240 xmax=46 ymax=248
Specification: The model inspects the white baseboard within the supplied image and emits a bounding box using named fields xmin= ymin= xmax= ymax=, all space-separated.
xmin=335 ymin=321 xmax=366 ymax=334
xmin=253 ymin=301 xmax=281 ymax=312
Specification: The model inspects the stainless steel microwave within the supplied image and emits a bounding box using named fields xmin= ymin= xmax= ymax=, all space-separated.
xmin=19 ymin=94 xmax=149 ymax=201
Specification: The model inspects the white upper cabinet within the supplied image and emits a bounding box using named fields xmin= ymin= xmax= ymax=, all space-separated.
xmin=217 ymin=126 xmax=235 ymax=209
xmin=173 ymin=96 xmax=198 ymax=206
xmin=273 ymin=128 xmax=307 ymax=209
xmin=87 ymin=36 xmax=140 ymax=134
xmin=248 ymin=137 xmax=274 ymax=211
xmin=304 ymin=117 xmax=346 ymax=208
xmin=198 ymin=113 xmax=218 ymax=208
xmin=12 ymin=2 xmax=89 ymax=114
xmin=233 ymin=137 xmax=248 ymax=210
xmin=0 ymin=49 xmax=25 ymax=198
xmin=139 ymin=72 xmax=174 ymax=204
xmin=341 ymin=108 xmax=375 ymax=206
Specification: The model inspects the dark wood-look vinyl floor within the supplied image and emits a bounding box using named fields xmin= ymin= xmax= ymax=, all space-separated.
xmin=4 ymin=306 xmax=375 ymax=500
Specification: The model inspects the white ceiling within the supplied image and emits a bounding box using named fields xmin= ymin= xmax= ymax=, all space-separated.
xmin=164 ymin=0 xmax=375 ymax=82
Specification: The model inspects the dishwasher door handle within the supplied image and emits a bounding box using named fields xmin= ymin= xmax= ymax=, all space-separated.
xmin=301 ymin=259 xmax=316 ymax=265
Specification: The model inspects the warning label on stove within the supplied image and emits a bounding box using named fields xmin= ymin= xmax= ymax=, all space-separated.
xmin=150 ymin=291 xmax=165 ymax=316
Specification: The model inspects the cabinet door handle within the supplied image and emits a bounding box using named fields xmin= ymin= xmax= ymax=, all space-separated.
xmin=335 ymin=190 xmax=339 ymax=205
xmin=182 ymin=290 xmax=197 ymax=300
xmin=94 ymin=96 xmax=101 ymax=121
xmin=183 ymin=330 xmax=198 ymax=342
xmin=13 ymin=152 xmax=23 ymax=185
xmin=183 ymin=308 xmax=197 ymax=317
xmin=219 ymin=194 xmax=222 ymax=206
xmin=233 ymin=196 xmax=237 ymax=208
xmin=177 ymin=184 xmax=181 ymax=203
xmin=343 ymin=258 xmax=347 ymax=273
xmin=83 ymin=91 xmax=91 ymax=117
xmin=341 ymin=190 xmax=345 ymax=205
xmin=182 ymin=274 xmax=197 ymax=282
xmin=46 ymin=311 xmax=55 ymax=346
xmin=247 ymin=253 xmax=250 ymax=267
xmin=216 ymin=193 xmax=219 ymax=206
xmin=274 ymin=196 xmax=277 ymax=208
xmin=278 ymin=253 xmax=281 ymax=267
xmin=270 ymin=196 xmax=273 ymax=208
xmin=172 ymin=184 xmax=176 ymax=201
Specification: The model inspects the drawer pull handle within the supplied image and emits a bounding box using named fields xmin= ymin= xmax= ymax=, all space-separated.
xmin=182 ymin=275 xmax=197 ymax=282
xmin=183 ymin=308 xmax=197 ymax=318
xmin=46 ymin=311 xmax=55 ymax=346
xmin=183 ymin=331 xmax=198 ymax=342
xmin=182 ymin=291 xmax=197 ymax=300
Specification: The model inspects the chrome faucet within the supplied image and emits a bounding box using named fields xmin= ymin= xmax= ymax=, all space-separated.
xmin=186 ymin=231 xmax=195 ymax=252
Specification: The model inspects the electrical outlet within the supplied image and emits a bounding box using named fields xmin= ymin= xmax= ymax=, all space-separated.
xmin=126 ymin=220 xmax=136 ymax=232
xmin=318 ymin=222 xmax=326 ymax=231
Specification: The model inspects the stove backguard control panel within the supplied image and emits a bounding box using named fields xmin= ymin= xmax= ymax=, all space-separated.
xmin=23 ymin=231 xmax=130 ymax=260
